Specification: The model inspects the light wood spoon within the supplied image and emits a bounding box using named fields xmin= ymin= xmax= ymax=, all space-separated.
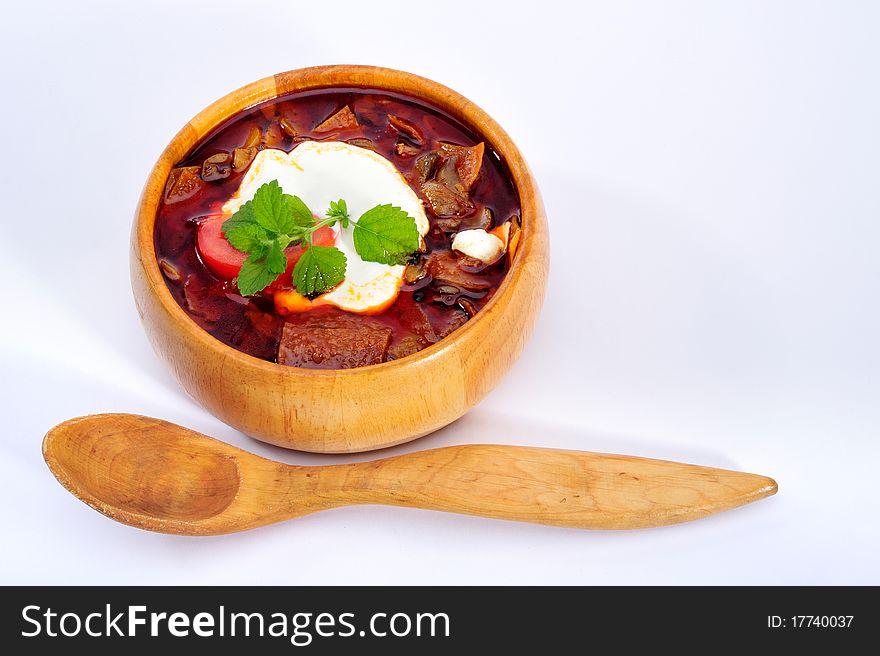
xmin=43 ymin=414 xmax=777 ymax=534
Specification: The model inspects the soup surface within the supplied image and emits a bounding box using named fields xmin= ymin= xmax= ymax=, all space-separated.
xmin=154 ymin=88 xmax=520 ymax=369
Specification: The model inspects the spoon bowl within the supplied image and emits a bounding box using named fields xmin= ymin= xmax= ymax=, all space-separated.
xmin=45 ymin=415 xmax=241 ymax=526
xmin=44 ymin=414 xmax=778 ymax=535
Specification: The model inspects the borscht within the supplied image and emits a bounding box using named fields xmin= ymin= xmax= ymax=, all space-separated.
xmin=154 ymin=89 xmax=521 ymax=369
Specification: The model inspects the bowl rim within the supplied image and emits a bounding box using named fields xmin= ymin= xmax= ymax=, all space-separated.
xmin=134 ymin=64 xmax=543 ymax=378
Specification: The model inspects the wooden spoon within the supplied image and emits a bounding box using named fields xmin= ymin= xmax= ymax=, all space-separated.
xmin=42 ymin=414 xmax=777 ymax=535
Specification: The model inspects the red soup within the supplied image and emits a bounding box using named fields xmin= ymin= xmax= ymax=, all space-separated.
xmin=154 ymin=89 xmax=521 ymax=369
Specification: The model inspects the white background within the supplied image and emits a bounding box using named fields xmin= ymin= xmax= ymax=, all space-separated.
xmin=1 ymin=0 xmax=877 ymax=584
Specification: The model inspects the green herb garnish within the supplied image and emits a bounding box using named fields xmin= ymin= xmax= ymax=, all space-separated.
xmin=325 ymin=198 xmax=351 ymax=229
xmin=221 ymin=182 xmax=419 ymax=297
xmin=291 ymin=245 xmax=348 ymax=296
xmin=352 ymin=204 xmax=422 ymax=265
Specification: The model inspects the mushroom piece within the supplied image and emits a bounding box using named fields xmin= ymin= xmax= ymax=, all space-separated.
xmin=232 ymin=147 xmax=257 ymax=171
xmin=395 ymin=141 xmax=421 ymax=158
xmin=435 ymin=156 xmax=467 ymax=196
xmin=455 ymin=254 xmax=488 ymax=272
xmin=438 ymin=142 xmax=485 ymax=192
xmin=421 ymin=181 xmax=475 ymax=219
xmin=346 ymin=137 xmax=376 ymax=150
xmin=279 ymin=117 xmax=299 ymax=138
xmin=430 ymin=218 xmax=462 ymax=232
xmin=388 ymin=114 xmax=425 ymax=146
xmin=460 ymin=206 xmax=493 ymax=231
xmin=164 ymin=166 xmax=203 ymax=204
xmin=159 ymin=259 xmax=182 ymax=282
xmin=314 ymin=105 xmax=359 ymax=133
xmin=458 ymin=297 xmax=479 ymax=318
xmin=201 ymin=152 xmax=232 ymax=181
xmin=419 ymin=147 xmax=484 ymax=225
xmin=403 ymin=259 xmax=428 ymax=285
xmin=414 ymin=151 xmax=440 ymax=183
xmin=242 ymin=125 xmax=262 ymax=149
xmin=425 ymin=251 xmax=491 ymax=292
xmin=263 ymin=122 xmax=285 ymax=148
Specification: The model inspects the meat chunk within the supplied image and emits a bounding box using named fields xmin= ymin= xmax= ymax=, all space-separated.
xmin=432 ymin=308 xmax=470 ymax=339
xmin=237 ymin=305 xmax=284 ymax=361
xmin=182 ymin=275 xmax=226 ymax=323
xmin=388 ymin=336 xmax=427 ymax=360
xmin=314 ymin=106 xmax=359 ymax=133
xmin=386 ymin=295 xmax=438 ymax=360
xmin=278 ymin=314 xmax=392 ymax=369
xmin=425 ymin=251 xmax=491 ymax=291
xmin=164 ymin=166 xmax=203 ymax=204
xmin=394 ymin=294 xmax=438 ymax=343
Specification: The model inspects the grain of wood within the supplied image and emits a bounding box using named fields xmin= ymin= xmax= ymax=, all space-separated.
xmin=44 ymin=415 xmax=778 ymax=535
xmin=131 ymin=66 xmax=550 ymax=453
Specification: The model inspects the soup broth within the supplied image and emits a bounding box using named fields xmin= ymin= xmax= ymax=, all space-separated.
xmin=154 ymin=88 xmax=520 ymax=369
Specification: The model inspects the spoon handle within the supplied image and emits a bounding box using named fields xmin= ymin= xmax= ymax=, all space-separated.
xmin=335 ymin=445 xmax=777 ymax=529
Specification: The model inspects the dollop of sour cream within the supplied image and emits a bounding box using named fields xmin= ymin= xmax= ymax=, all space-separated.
xmin=223 ymin=142 xmax=430 ymax=313
xmin=451 ymin=228 xmax=505 ymax=264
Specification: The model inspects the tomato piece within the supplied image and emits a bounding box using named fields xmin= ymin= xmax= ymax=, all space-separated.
xmin=196 ymin=215 xmax=335 ymax=291
xmin=196 ymin=215 xmax=245 ymax=280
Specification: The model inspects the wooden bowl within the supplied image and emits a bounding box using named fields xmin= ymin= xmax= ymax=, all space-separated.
xmin=131 ymin=65 xmax=549 ymax=453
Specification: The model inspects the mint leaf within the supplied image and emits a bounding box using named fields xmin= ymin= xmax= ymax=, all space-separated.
xmin=266 ymin=238 xmax=288 ymax=275
xmin=222 ymin=200 xmax=258 ymax=233
xmin=250 ymin=180 xmax=307 ymax=234
xmin=225 ymin=224 xmax=269 ymax=254
xmin=251 ymin=180 xmax=284 ymax=231
xmin=236 ymin=254 xmax=279 ymax=296
xmin=292 ymin=246 xmax=347 ymax=296
xmin=287 ymin=195 xmax=315 ymax=231
xmin=352 ymin=204 xmax=419 ymax=265
xmin=326 ymin=198 xmax=350 ymax=229
xmin=219 ymin=181 xmax=364 ymax=297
